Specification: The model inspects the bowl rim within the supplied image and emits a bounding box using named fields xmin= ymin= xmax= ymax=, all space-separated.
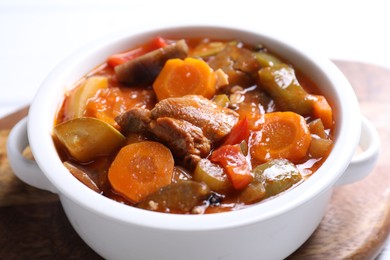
xmin=27 ymin=24 xmax=361 ymax=231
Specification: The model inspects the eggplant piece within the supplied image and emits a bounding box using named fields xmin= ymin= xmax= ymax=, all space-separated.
xmin=115 ymin=40 xmax=189 ymax=85
xmin=136 ymin=181 xmax=211 ymax=213
xmin=63 ymin=161 xmax=101 ymax=193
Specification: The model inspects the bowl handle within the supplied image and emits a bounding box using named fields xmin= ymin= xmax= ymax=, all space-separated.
xmin=6 ymin=117 xmax=58 ymax=193
xmin=335 ymin=116 xmax=380 ymax=186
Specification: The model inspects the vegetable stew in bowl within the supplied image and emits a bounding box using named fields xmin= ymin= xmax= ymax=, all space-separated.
xmin=53 ymin=36 xmax=334 ymax=214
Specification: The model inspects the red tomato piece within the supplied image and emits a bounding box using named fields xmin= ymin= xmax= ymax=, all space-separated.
xmin=107 ymin=36 xmax=167 ymax=67
xmin=223 ymin=117 xmax=250 ymax=145
xmin=210 ymin=144 xmax=253 ymax=190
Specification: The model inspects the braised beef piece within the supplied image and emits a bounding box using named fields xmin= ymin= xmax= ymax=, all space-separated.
xmin=115 ymin=40 xmax=189 ymax=86
xmin=116 ymin=95 xmax=239 ymax=169
xmin=149 ymin=117 xmax=211 ymax=158
xmin=115 ymin=108 xmax=151 ymax=135
xmin=151 ymin=95 xmax=239 ymax=142
xmin=208 ymin=45 xmax=260 ymax=88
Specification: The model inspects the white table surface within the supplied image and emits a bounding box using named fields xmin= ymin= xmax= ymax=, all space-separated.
xmin=1 ymin=0 xmax=389 ymax=258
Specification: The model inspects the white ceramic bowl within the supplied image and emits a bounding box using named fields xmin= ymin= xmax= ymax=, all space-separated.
xmin=7 ymin=25 xmax=380 ymax=259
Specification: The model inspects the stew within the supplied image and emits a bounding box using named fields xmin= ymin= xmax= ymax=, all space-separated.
xmin=53 ymin=36 xmax=335 ymax=214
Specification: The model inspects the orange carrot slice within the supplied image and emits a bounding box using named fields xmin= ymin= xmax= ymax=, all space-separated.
xmin=310 ymin=95 xmax=333 ymax=129
xmin=108 ymin=141 xmax=174 ymax=203
xmin=153 ymin=57 xmax=216 ymax=101
xmin=250 ymin=112 xmax=312 ymax=163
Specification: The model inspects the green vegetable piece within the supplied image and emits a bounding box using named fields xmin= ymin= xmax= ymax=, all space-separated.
xmin=237 ymin=179 xmax=266 ymax=204
xmin=191 ymin=41 xmax=226 ymax=58
xmin=54 ymin=117 xmax=125 ymax=162
xmin=309 ymin=136 xmax=333 ymax=158
xmin=253 ymin=159 xmax=302 ymax=198
xmin=254 ymin=52 xmax=282 ymax=67
xmin=136 ymin=181 xmax=211 ymax=213
xmin=258 ymin=64 xmax=312 ymax=115
xmin=213 ymin=94 xmax=230 ymax=108
xmin=193 ymin=158 xmax=232 ymax=193
xmin=308 ymin=118 xmax=328 ymax=139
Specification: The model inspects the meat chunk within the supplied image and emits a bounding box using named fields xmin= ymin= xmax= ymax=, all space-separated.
xmin=115 ymin=40 xmax=189 ymax=85
xmin=149 ymin=117 xmax=211 ymax=159
xmin=150 ymin=117 xmax=210 ymax=170
xmin=115 ymin=95 xmax=239 ymax=169
xmin=116 ymin=109 xmax=211 ymax=168
xmin=151 ymin=95 xmax=239 ymax=142
xmin=208 ymin=45 xmax=260 ymax=88
xmin=115 ymin=108 xmax=151 ymax=135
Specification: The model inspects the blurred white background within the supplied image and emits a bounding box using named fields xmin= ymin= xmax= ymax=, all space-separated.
xmin=1 ymin=0 xmax=389 ymax=257
xmin=1 ymin=0 xmax=389 ymax=118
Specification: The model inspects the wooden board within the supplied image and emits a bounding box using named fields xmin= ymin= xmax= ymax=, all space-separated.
xmin=0 ymin=61 xmax=389 ymax=259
